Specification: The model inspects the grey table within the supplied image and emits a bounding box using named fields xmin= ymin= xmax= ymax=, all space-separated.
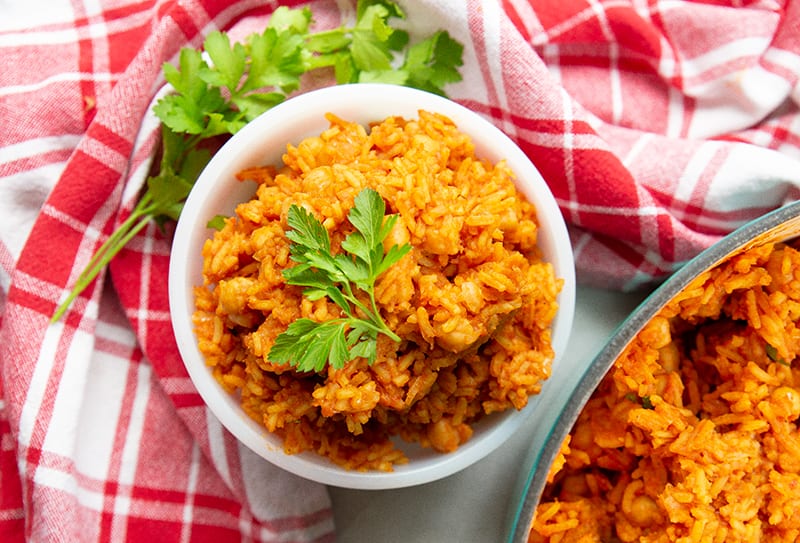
xmin=329 ymin=285 xmax=647 ymax=543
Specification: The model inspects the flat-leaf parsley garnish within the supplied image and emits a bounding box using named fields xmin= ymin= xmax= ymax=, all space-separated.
xmin=50 ymin=0 xmax=463 ymax=323
xmin=268 ymin=188 xmax=411 ymax=372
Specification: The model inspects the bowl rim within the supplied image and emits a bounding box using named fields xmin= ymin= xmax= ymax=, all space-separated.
xmin=506 ymin=198 xmax=800 ymax=542
xmin=168 ymin=82 xmax=576 ymax=489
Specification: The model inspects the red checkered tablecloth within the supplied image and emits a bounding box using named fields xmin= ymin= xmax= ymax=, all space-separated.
xmin=1 ymin=0 xmax=799 ymax=541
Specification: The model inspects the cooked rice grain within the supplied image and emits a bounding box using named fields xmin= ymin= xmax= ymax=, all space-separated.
xmin=193 ymin=111 xmax=562 ymax=471
xmin=530 ymin=240 xmax=800 ymax=542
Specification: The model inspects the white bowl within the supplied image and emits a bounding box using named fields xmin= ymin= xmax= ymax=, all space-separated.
xmin=168 ymin=83 xmax=576 ymax=489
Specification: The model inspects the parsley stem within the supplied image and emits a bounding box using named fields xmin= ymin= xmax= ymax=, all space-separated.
xmin=51 ymin=195 xmax=157 ymax=322
xmin=340 ymin=284 xmax=399 ymax=341
xmin=341 ymin=287 xmax=401 ymax=343
xmin=367 ymin=292 xmax=400 ymax=342
xmin=346 ymin=314 xmax=400 ymax=343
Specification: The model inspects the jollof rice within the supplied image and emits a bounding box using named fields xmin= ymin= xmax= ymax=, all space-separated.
xmin=192 ymin=111 xmax=562 ymax=471
xmin=530 ymin=239 xmax=800 ymax=542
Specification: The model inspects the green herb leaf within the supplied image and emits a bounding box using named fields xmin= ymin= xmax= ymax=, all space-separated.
xmin=376 ymin=239 xmax=410 ymax=277
xmin=268 ymin=188 xmax=410 ymax=371
xmin=146 ymin=168 xmax=193 ymax=222
xmin=244 ymin=28 xmax=306 ymax=93
xmin=305 ymin=29 xmax=351 ymax=54
xmin=347 ymin=187 xmax=386 ymax=250
xmin=624 ymin=392 xmax=655 ymax=410
xmin=766 ymin=343 xmax=790 ymax=366
xmin=766 ymin=343 xmax=779 ymax=361
xmin=402 ymin=30 xmax=464 ymax=96
xmin=357 ymin=69 xmax=408 ymax=86
xmin=347 ymin=321 xmax=379 ymax=363
xmin=201 ymin=31 xmax=247 ymax=90
xmin=162 ymin=47 xmax=206 ymax=103
xmin=285 ymin=205 xmax=331 ymax=254
xmin=269 ymin=318 xmax=335 ymax=372
xmin=206 ymin=215 xmax=228 ymax=231
xmin=231 ymin=92 xmax=288 ymax=121
xmin=268 ymin=5 xmax=312 ymax=34
xmin=155 ymin=46 xmax=231 ymax=136
xmin=350 ymin=5 xmax=396 ymax=72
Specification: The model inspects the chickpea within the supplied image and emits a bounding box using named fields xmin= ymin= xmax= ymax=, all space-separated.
xmin=383 ymin=217 xmax=410 ymax=251
xmin=459 ymin=280 xmax=483 ymax=313
xmin=770 ymin=386 xmax=800 ymax=420
xmin=570 ymin=420 xmax=593 ymax=450
xmin=628 ymin=494 xmax=663 ymax=526
xmin=559 ymin=474 xmax=589 ymax=498
xmin=217 ymin=276 xmax=255 ymax=315
xmin=436 ymin=316 xmax=481 ymax=353
xmin=622 ymin=480 xmax=664 ymax=527
xmin=427 ymin=418 xmax=461 ymax=453
xmin=657 ymin=341 xmax=681 ymax=373
xmin=640 ymin=316 xmax=671 ymax=350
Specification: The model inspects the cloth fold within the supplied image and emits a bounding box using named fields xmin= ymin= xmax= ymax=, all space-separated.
xmin=1 ymin=0 xmax=799 ymax=541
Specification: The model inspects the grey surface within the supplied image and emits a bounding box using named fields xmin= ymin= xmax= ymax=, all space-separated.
xmin=328 ymin=284 xmax=647 ymax=543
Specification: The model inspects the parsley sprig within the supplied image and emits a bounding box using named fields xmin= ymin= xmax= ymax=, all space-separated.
xmin=51 ymin=0 xmax=463 ymax=322
xmin=268 ymin=188 xmax=411 ymax=372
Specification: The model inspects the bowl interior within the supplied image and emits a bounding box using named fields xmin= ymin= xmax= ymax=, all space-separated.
xmin=168 ymin=83 xmax=576 ymax=489
xmin=505 ymin=199 xmax=800 ymax=541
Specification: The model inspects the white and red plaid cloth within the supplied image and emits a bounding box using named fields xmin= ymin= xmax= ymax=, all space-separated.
xmin=2 ymin=0 xmax=799 ymax=541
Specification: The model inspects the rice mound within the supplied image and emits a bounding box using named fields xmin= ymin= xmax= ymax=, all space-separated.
xmin=530 ymin=239 xmax=800 ymax=542
xmin=192 ymin=110 xmax=562 ymax=471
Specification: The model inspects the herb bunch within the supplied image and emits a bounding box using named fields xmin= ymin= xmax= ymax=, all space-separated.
xmin=268 ymin=188 xmax=411 ymax=372
xmin=51 ymin=0 xmax=463 ymax=322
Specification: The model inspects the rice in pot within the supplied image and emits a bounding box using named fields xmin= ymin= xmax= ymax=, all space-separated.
xmin=192 ymin=111 xmax=562 ymax=471
xmin=530 ymin=239 xmax=800 ymax=542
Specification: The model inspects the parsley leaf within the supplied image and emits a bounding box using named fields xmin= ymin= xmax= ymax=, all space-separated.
xmin=625 ymin=392 xmax=655 ymax=410
xmin=51 ymin=0 xmax=463 ymax=322
xmin=206 ymin=215 xmax=228 ymax=231
xmin=402 ymin=30 xmax=465 ymax=96
xmin=146 ymin=167 xmax=193 ymax=223
xmin=201 ymin=31 xmax=247 ymax=90
xmin=269 ymin=318 xmax=350 ymax=372
xmin=268 ymin=188 xmax=411 ymax=371
xmin=350 ymin=4 xmax=398 ymax=72
xmin=766 ymin=343 xmax=790 ymax=366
